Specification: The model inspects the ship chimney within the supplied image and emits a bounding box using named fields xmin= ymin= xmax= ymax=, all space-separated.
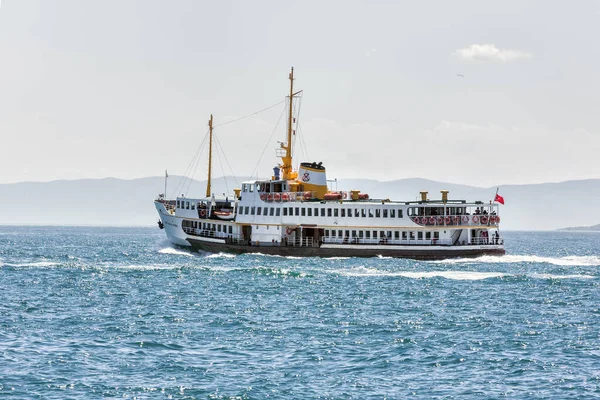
xmin=420 ymin=191 xmax=428 ymax=202
xmin=441 ymin=190 xmax=449 ymax=204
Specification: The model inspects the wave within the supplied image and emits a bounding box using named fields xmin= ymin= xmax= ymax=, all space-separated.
xmin=432 ymin=255 xmax=600 ymax=266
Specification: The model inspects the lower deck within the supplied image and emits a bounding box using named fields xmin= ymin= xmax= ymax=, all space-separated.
xmin=186 ymin=237 xmax=505 ymax=260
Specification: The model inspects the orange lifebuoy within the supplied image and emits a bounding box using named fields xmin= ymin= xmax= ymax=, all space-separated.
xmin=342 ymin=192 xmax=348 ymax=199
xmin=413 ymin=217 xmax=420 ymax=224
xmin=286 ymin=226 xmax=294 ymax=235
xmin=453 ymin=216 xmax=459 ymax=223
xmin=481 ymin=216 xmax=488 ymax=224
xmin=444 ymin=216 xmax=451 ymax=224
xmin=200 ymin=209 xmax=206 ymax=217
xmin=267 ymin=193 xmax=274 ymax=201
xmin=462 ymin=216 xmax=469 ymax=223
xmin=260 ymin=193 xmax=267 ymax=201
xmin=303 ymin=192 xmax=311 ymax=200
xmin=282 ymin=193 xmax=289 ymax=202
xmin=472 ymin=215 xmax=479 ymax=223
xmin=274 ymin=193 xmax=281 ymax=201
xmin=496 ymin=216 xmax=501 ymax=223
xmin=429 ymin=216 xmax=435 ymax=224
xmin=436 ymin=216 xmax=443 ymax=225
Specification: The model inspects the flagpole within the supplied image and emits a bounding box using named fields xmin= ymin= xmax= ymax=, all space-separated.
xmin=164 ymin=170 xmax=168 ymax=200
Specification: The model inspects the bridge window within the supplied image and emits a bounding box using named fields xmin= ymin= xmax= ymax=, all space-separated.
xmin=368 ymin=209 xmax=373 ymax=218
xmin=308 ymin=208 xmax=312 ymax=216
xmin=283 ymin=208 xmax=288 ymax=216
xmin=257 ymin=207 xmax=262 ymax=216
xmin=382 ymin=209 xmax=387 ymax=218
xmin=418 ymin=232 xmax=423 ymax=240
xmin=341 ymin=209 xmax=345 ymax=217
xmin=314 ymin=207 xmax=318 ymax=216
xmin=321 ymin=209 xmax=325 ymax=217
xmin=426 ymin=231 xmax=431 ymax=240
xmin=276 ymin=208 xmax=280 ymax=216
xmin=402 ymin=231 xmax=408 ymax=240
xmin=301 ymin=208 xmax=306 ymax=216
xmin=176 ymin=200 xmax=180 ymax=208
xmin=270 ymin=208 xmax=274 ymax=216
xmin=251 ymin=207 xmax=255 ymax=215
xmin=366 ymin=231 xmax=370 ymax=239
xmin=398 ymin=209 xmax=403 ymax=218
xmin=359 ymin=231 xmax=364 ymax=239
xmin=191 ymin=203 xmax=195 ymax=210
xmin=395 ymin=231 xmax=400 ymax=240
xmin=295 ymin=207 xmax=300 ymax=216
xmin=250 ymin=184 xmax=254 ymax=193
xmin=334 ymin=209 xmax=339 ymax=217
xmin=361 ymin=209 xmax=366 ymax=218
xmin=390 ymin=209 xmax=395 ymax=218
xmin=327 ymin=208 xmax=332 ymax=217
xmin=354 ymin=209 xmax=359 ymax=217
xmin=375 ymin=209 xmax=380 ymax=218
xmin=373 ymin=231 xmax=378 ymax=239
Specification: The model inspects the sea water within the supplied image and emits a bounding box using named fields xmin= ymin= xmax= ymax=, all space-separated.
xmin=0 ymin=226 xmax=599 ymax=399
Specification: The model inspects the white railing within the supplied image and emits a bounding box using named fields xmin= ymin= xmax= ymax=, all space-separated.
xmin=323 ymin=236 xmax=503 ymax=246
xmin=411 ymin=214 xmax=501 ymax=227
xmin=258 ymin=191 xmax=313 ymax=203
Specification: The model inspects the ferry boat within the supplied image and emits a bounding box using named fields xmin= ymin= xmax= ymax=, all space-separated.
xmin=155 ymin=68 xmax=505 ymax=260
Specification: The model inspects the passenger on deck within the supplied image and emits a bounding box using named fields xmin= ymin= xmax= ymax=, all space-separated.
xmin=475 ymin=207 xmax=481 ymax=215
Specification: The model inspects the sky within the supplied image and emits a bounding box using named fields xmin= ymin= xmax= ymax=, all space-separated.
xmin=0 ymin=0 xmax=599 ymax=187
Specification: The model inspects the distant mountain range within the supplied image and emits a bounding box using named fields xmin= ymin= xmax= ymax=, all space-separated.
xmin=559 ymin=224 xmax=600 ymax=231
xmin=1 ymin=176 xmax=599 ymax=230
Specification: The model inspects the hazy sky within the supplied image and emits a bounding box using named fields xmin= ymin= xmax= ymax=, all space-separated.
xmin=1 ymin=0 xmax=599 ymax=186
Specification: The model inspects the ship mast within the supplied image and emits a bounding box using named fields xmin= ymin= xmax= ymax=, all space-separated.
xmin=281 ymin=67 xmax=299 ymax=180
xmin=206 ymin=114 xmax=213 ymax=197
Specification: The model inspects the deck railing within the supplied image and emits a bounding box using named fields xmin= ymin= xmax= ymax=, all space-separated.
xmin=411 ymin=214 xmax=501 ymax=227
xmin=323 ymin=237 xmax=503 ymax=246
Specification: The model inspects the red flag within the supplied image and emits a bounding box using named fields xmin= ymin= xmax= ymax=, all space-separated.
xmin=494 ymin=193 xmax=505 ymax=205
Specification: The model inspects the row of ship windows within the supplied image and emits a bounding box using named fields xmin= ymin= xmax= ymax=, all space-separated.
xmin=183 ymin=220 xmax=233 ymax=234
xmin=325 ymin=229 xmax=440 ymax=240
xmin=177 ymin=200 xmax=195 ymax=210
xmin=239 ymin=206 xmax=404 ymax=218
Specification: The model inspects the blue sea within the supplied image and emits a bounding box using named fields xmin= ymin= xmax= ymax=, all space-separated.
xmin=1 ymin=227 xmax=599 ymax=399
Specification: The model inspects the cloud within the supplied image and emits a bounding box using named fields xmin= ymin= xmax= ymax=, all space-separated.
xmin=454 ymin=44 xmax=532 ymax=62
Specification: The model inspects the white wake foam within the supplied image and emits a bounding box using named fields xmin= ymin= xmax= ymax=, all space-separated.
xmin=338 ymin=267 xmax=506 ymax=280
xmin=433 ymin=255 xmax=600 ymax=266
xmin=205 ymin=252 xmax=237 ymax=259
xmin=158 ymin=247 xmax=195 ymax=257
xmin=2 ymin=261 xmax=61 ymax=268
xmin=334 ymin=266 xmax=596 ymax=281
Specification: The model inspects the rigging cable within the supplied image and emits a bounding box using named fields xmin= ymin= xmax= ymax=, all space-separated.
xmin=182 ymin=130 xmax=210 ymax=197
xmin=171 ymin=128 xmax=209 ymax=198
xmin=213 ymin=100 xmax=286 ymax=128
xmin=213 ymin=131 xmax=239 ymax=191
xmin=249 ymin=103 xmax=287 ymax=178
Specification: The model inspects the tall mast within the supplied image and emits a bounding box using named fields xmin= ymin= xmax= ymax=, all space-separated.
xmin=206 ymin=114 xmax=213 ymax=198
xmin=281 ymin=67 xmax=295 ymax=180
